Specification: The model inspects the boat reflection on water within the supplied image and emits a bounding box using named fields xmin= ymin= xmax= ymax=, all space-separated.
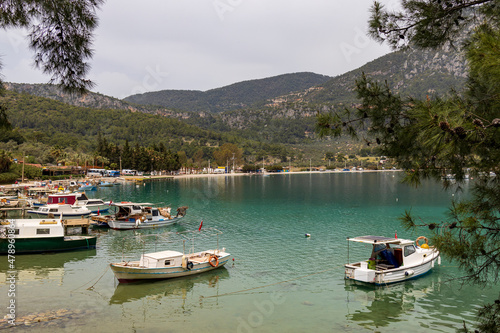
xmin=103 ymin=224 xmax=189 ymax=254
xmin=0 ymin=249 xmax=96 ymax=282
xmin=344 ymin=272 xmax=486 ymax=330
xmin=110 ymin=266 xmax=230 ymax=305
xmin=345 ymin=278 xmax=428 ymax=329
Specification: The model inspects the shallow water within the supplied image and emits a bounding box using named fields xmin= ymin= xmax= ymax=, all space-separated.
xmin=1 ymin=172 xmax=497 ymax=332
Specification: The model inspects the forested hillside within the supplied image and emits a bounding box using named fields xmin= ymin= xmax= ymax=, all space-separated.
xmin=123 ymin=72 xmax=332 ymax=112
xmin=1 ymin=44 xmax=467 ymax=172
xmin=0 ymin=90 xmax=296 ymax=168
xmin=292 ymin=46 xmax=467 ymax=105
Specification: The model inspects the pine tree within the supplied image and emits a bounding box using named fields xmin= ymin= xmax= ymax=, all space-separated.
xmin=317 ymin=1 xmax=500 ymax=331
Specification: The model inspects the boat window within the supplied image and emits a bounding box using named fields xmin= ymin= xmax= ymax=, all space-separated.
xmin=49 ymin=208 xmax=58 ymax=212
xmin=153 ymin=210 xmax=159 ymax=216
xmin=14 ymin=229 xmax=19 ymax=235
xmin=404 ymin=245 xmax=416 ymax=257
xmin=36 ymin=228 xmax=50 ymax=235
xmin=164 ymin=260 xmax=171 ymax=266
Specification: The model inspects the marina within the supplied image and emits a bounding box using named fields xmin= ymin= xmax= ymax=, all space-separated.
xmin=0 ymin=172 xmax=498 ymax=332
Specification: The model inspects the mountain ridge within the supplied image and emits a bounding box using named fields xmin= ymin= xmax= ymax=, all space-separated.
xmin=123 ymin=72 xmax=332 ymax=113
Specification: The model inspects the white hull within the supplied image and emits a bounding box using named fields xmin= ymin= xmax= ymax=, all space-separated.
xmin=345 ymin=251 xmax=440 ymax=285
xmin=76 ymin=203 xmax=110 ymax=214
xmin=107 ymin=215 xmax=184 ymax=230
xmin=27 ymin=211 xmax=91 ymax=219
xmin=110 ymin=252 xmax=230 ymax=282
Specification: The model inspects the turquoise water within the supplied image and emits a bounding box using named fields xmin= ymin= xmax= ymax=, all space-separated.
xmin=1 ymin=172 xmax=497 ymax=332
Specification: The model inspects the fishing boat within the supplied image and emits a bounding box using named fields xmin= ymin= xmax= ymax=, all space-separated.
xmin=100 ymin=202 xmax=187 ymax=230
xmin=27 ymin=204 xmax=92 ymax=219
xmin=78 ymin=184 xmax=97 ymax=191
xmin=0 ymin=198 xmax=19 ymax=208
xmin=0 ymin=219 xmax=96 ymax=254
xmin=110 ymin=229 xmax=230 ymax=283
xmin=46 ymin=192 xmax=110 ymax=213
xmin=344 ymin=235 xmax=440 ymax=285
xmin=97 ymin=180 xmax=113 ymax=187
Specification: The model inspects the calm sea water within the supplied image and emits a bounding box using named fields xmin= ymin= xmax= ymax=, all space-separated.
xmin=1 ymin=172 xmax=498 ymax=332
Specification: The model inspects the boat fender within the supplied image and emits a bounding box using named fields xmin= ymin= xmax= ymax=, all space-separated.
xmin=405 ymin=270 xmax=415 ymax=277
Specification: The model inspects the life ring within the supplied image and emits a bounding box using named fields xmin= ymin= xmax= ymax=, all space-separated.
xmin=415 ymin=236 xmax=429 ymax=248
xmin=187 ymin=261 xmax=194 ymax=270
xmin=209 ymin=255 xmax=219 ymax=267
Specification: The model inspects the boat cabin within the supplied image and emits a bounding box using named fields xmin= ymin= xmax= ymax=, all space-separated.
xmin=113 ymin=202 xmax=153 ymax=220
xmin=47 ymin=192 xmax=89 ymax=205
xmin=139 ymin=250 xmax=183 ymax=268
xmin=348 ymin=235 xmax=422 ymax=269
xmin=1 ymin=219 xmax=64 ymax=239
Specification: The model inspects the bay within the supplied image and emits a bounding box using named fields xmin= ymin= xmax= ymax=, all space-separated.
xmin=1 ymin=172 xmax=497 ymax=332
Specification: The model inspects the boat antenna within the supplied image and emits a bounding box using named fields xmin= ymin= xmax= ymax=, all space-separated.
xmin=347 ymin=237 xmax=350 ymax=264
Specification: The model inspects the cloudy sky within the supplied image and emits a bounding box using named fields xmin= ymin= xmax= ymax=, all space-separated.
xmin=0 ymin=0 xmax=397 ymax=99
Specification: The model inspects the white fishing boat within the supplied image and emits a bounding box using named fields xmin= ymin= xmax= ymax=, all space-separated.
xmin=46 ymin=192 xmax=110 ymax=213
xmin=27 ymin=204 xmax=91 ymax=219
xmin=99 ymin=202 xmax=187 ymax=230
xmin=110 ymin=229 xmax=230 ymax=283
xmin=344 ymin=235 xmax=440 ymax=285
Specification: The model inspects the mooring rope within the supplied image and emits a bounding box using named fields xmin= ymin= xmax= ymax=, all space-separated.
xmin=70 ymin=265 xmax=109 ymax=293
xmin=201 ymin=266 xmax=339 ymax=299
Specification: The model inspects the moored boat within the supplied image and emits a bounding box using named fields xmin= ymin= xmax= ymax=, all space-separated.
xmin=27 ymin=204 xmax=92 ymax=219
xmin=47 ymin=192 xmax=110 ymax=213
xmin=0 ymin=219 xmax=96 ymax=254
xmin=344 ymin=235 xmax=440 ymax=285
xmin=101 ymin=202 xmax=187 ymax=230
xmin=110 ymin=229 xmax=229 ymax=283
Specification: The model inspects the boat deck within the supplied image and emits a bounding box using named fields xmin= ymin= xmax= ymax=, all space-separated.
xmin=346 ymin=262 xmax=396 ymax=271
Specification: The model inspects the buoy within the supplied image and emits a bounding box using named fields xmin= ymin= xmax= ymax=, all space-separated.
xmin=305 ymin=233 xmax=311 ymax=238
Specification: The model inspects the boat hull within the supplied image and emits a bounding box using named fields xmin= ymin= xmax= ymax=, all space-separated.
xmin=27 ymin=211 xmax=91 ymax=219
xmin=345 ymin=253 xmax=440 ymax=285
xmin=81 ymin=203 xmax=110 ymax=214
xmin=107 ymin=216 xmax=184 ymax=230
xmin=0 ymin=236 xmax=97 ymax=255
xmin=110 ymin=253 xmax=231 ymax=283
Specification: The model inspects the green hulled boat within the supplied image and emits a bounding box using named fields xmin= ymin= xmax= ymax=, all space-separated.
xmin=0 ymin=219 xmax=96 ymax=254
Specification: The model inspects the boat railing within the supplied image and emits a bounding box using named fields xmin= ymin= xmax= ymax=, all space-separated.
xmin=117 ymin=228 xmax=225 ymax=261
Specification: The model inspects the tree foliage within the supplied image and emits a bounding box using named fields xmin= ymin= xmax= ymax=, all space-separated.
xmin=0 ymin=0 xmax=103 ymax=94
xmin=213 ymin=143 xmax=242 ymax=167
xmin=317 ymin=1 xmax=500 ymax=331
xmin=368 ymin=0 xmax=500 ymax=50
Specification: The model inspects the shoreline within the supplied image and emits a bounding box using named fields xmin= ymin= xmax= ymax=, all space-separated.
xmin=140 ymin=168 xmax=401 ymax=181
xmin=1 ymin=169 xmax=402 ymax=190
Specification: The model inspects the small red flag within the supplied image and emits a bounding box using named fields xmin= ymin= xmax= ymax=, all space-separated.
xmin=395 ymin=231 xmax=397 ymax=239
xmin=198 ymin=220 xmax=203 ymax=231
xmin=97 ymin=208 xmax=100 ymax=215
